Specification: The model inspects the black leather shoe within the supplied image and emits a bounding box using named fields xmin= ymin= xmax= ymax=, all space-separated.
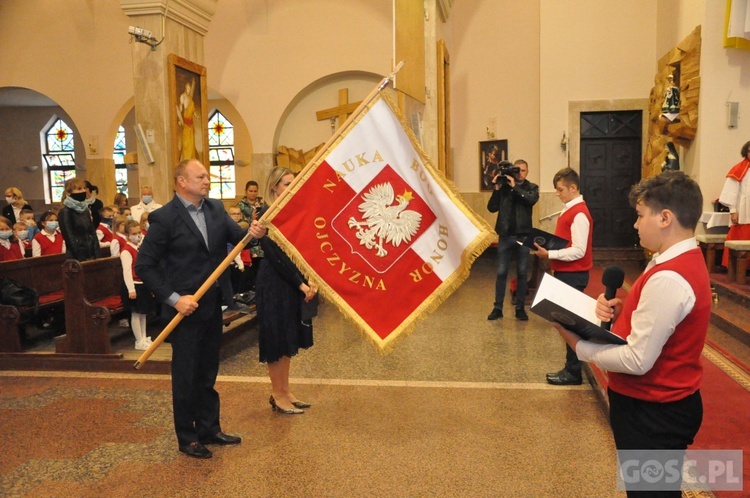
xmin=179 ymin=441 xmax=212 ymax=458
xmin=546 ymin=370 xmax=583 ymax=386
xmin=199 ymin=431 xmax=242 ymax=446
xmin=487 ymin=308 xmax=503 ymax=320
xmin=228 ymin=302 xmax=253 ymax=314
xmin=515 ymin=309 xmax=529 ymax=321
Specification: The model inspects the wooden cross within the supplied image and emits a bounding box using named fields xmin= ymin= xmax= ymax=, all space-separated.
xmin=316 ymin=88 xmax=362 ymax=133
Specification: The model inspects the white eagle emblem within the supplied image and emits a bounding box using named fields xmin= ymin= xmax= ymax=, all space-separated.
xmin=347 ymin=183 xmax=422 ymax=257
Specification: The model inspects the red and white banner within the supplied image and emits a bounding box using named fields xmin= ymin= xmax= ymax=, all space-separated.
xmin=263 ymin=91 xmax=494 ymax=352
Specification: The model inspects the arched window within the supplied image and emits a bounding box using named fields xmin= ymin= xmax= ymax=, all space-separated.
xmin=42 ymin=117 xmax=76 ymax=202
xmin=207 ymin=110 xmax=236 ymax=199
xmin=113 ymin=125 xmax=128 ymax=197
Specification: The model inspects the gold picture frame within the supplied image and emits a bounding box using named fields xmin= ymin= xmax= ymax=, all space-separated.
xmin=168 ymin=54 xmax=208 ymax=167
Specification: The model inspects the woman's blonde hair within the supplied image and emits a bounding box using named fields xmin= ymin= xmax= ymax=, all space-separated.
xmin=4 ymin=187 xmax=25 ymax=205
xmin=264 ymin=167 xmax=294 ymax=203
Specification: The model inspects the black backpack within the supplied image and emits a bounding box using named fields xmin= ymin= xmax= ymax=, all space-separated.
xmin=0 ymin=275 xmax=39 ymax=309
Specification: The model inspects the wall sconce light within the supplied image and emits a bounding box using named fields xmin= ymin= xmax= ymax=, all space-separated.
xmin=560 ymin=132 xmax=568 ymax=152
xmin=23 ymin=165 xmax=39 ymax=172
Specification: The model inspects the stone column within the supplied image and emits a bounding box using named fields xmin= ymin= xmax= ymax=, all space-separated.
xmin=120 ymin=0 xmax=216 ymax=204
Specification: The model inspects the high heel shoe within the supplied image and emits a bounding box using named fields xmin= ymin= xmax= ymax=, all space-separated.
xmin=291 ymin=400 xmax=311 ymax=409
xmin=269 ymin=395 xmax=304 ymax=414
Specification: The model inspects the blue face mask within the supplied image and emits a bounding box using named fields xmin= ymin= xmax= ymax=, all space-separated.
xmin=142 ymin=196 xmax=153 ymax=205
xmin=102 ymin=218 xmax=113 ymax=228
xmin=46 ymin=221 xmax=59 ymax=231
xmin=0 ymin=231 xmax=12 ymax=240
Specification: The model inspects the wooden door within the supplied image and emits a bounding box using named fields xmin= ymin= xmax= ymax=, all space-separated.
xmin=580 ymin=111 xmax=642 ymax=248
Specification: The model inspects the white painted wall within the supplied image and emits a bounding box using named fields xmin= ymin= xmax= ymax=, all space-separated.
xmin=539 ymin=0 xmax=657 ymax=192
xmin=690 ymin=1 xmax=750 ymax=207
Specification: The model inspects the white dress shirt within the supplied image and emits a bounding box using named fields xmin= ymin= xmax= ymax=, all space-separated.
xmin=575 ymin=237 xmax=698 ymax=375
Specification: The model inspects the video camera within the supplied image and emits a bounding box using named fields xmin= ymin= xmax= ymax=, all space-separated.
xmin=496 ymin=161 xmax=521 ymax=178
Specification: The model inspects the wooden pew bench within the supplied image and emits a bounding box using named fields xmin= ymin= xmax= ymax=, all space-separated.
xmin=55 ymin=257 xmax=126 ymax=354
xmin=0 ymin=253 xmax=68 ymax=352
xmin=725 ymin=240 xmax=750 ymax=286
xmin=696 ymin=233 xmax=726 ymax=273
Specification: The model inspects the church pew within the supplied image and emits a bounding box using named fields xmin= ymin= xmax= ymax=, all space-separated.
xmin=55 ymin=258 xmax=126 ymax=354
xmin=696 ymin=233 xmax=726 ymax=273
xmin=725 ymin=240 xmax=750 ymax=286
xmin=0 ymin=253 xmax=68 ymax=352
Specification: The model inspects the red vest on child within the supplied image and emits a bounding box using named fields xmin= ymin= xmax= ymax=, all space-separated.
xmin=120 ymin=243 xmax=142 ymax=282
xmin=33 ymin=232 xmax=64 ymax=255
xmin=0 ymin=241 xmax=23 ymax=261
xmin=608 ymin=248 xmax=711 ymax=402
xmin=550 ymin=201 xmax=593 ymax=273
xmin=97 ymin=223 xmax=114 ymax=243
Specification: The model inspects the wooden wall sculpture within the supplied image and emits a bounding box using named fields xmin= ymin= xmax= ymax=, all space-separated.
xmin=276 ymin=144 xmax=325 ymax=173
xmin=643 ymin=25 xmax=701 ymax=178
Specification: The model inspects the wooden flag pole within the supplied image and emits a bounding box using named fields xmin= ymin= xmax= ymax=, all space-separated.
xmin=134 ymin=61 xmax=405 ymax=369
xmin=133 ymin=230 xmax=254 ymax=369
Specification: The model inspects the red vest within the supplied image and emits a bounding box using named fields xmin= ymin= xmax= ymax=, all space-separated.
xmin=0 ymin=241 xmax=23 ymax=261
xmin=97 ymin=223 xmax=114 ymax=243
xmin=33 ymin=232 xmax=64 ymax=255
xmin=120 ymin=243 xmax=142 ymax=282
xmin=551 ymin=201 xmax=593 ymax=272
xmin=112 ymin=233 xmax=127 ymax=253
xmin=608 ymin=248 xmax=711 ymax=402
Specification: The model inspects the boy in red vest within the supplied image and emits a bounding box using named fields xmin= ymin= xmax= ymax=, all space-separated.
xmin=554 ymin=171 xmax=710 ymax=496
xmin=532 ymin=167 xmax=593 ymax=385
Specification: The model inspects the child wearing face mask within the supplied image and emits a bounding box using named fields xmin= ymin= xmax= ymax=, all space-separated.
xmin=0 ymin=216 xmax=24 ymax=261
xmin=140 ymin=211 xmax=150 ymax=235
xmin=120 ymin=220 xmax=155 ymax=350
xmin=19 ymin=209 xmax=39 ymax=240
xmin=13 ymin=222 xmax=31 ymax=253
xmin=96 ymin=206 xmax=117 ymax=256
xmin=32 ymin=212 xmax=65 ymax=257
xmin=58 ymin=178 xmax=99 ymax=261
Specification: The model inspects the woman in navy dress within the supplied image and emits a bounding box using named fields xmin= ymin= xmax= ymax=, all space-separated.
xmin=256 ymin=167 xmax=318 ymax=415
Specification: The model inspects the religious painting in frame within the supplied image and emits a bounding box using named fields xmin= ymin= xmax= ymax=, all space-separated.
xmin=168 ymin=54 xmax=208 ymax=167
xmin=479 ymin=139 xmax=508 ymax=191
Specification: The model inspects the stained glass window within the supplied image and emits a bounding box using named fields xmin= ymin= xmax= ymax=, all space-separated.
xmin=44 ymin=118 xmax=76 ymax=202
xmin=208 ymin=110 xmax=236 ymax=199
xmin=113 ymin=126 xmax=128 ymax=197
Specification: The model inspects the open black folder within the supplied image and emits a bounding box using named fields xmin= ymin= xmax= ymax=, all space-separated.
xmin=517 ymin=227 xmax=569 ymax=250
xmin=530 ymin=273 xmax=626 ymax=345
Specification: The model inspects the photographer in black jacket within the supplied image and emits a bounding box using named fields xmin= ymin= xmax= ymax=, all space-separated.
xmin=487 ymin=159 xmax=539 ymax=321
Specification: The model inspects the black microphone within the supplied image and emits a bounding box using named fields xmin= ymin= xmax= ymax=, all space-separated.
xmin=601 ymin=266 xmax=625 ymax=331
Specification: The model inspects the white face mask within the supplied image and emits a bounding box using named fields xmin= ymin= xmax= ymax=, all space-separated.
xmin=129 ymin=234 xmax=143 ymax=245
xmin=5 ymin=197 xmax=14 ymax=205
xmin=17 ymin=230 xmax=28 ymax=240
